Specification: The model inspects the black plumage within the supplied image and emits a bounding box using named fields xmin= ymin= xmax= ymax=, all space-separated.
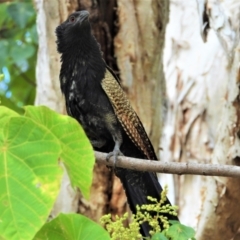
xmin=56 ymin=10 xmax=178 ymax=237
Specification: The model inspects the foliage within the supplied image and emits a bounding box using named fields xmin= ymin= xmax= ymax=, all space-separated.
xmin=34 ymin=213 xmax=110 ymax=240
xmin=24 ymin=106 xmax=94 ymax=197
xmin=101 ymin=187 xmax=195 ymax=240
xmin=0 ymin=105 xmax=195 ymax=240
xmin=0 ymin=106 xmax=96 ymax=240
xmin=0 ymin=1 xmax=37 ymax=113
xmin=163 ymin=221 xmax=196 ymax=240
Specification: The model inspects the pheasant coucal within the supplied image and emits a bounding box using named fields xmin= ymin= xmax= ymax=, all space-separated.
xmin=56 ymin=10 xmax=178 ymax=237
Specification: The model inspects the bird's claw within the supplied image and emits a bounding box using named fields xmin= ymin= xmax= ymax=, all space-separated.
xmin=106 ymin=149 xmax=123 ymax=168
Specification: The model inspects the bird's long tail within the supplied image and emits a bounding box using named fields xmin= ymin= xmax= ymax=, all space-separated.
xmin=115 ymin=168 xmax=178 ymax=237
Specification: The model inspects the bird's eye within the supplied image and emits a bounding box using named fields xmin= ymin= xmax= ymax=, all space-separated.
xmin=69 ymin=16 xmax=76 ymax=23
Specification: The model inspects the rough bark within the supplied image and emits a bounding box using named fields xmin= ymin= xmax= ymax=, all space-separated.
xmin=34 ymin=0 xmax=171 ymax=228
xmin=34 ymin=0 xmax=80 ymax=218
xmin=95 ymin=151 xmax=240 ymax=178
xmin=115 ymin=0 xmax=169 ymax=152
xmin=163 ymin=0 xmax=240 ymax=239
xmin=34 ymin=0 xmax=240 ymax=238
xmin=34 ymin=0 xmax=117 ymax=222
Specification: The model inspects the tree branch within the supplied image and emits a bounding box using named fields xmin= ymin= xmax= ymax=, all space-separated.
xmin=95 ymin=151 xmax=240 ymax=178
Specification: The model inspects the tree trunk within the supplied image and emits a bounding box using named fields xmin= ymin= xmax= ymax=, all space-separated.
xmin=34 ymin=0 xmax=80 ymax=217
xmin=34 ymin=0 xmax=169 ymax=224
xmin=33 ymin=0 xmax=240 ymax=239
xmin=162 ymin=0 xmax=240 ymax=239
xmin=114 ymin=0 xmax=169 ymax=151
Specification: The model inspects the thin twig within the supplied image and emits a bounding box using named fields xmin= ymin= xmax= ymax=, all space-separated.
xmin=95 ymin=151 xmax=240 ymax=178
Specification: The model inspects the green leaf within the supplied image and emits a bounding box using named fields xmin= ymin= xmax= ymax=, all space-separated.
xmin=166 ymin=222 xmax=195 ymax=240
xmin=0 ymin=106 xmax=19 ymax=134
xmin=29 ymin=25 xmax=38 ymax=44
xmin=0 ymin=3 xmax=10 ymax=27
xmin=0 ymin=1 xmax=37 ymax=110
xmin=0 ymin=114 xmax=63 ymax=240
xmin=8 ymin=69 xmax=35 ymax=102
xmin=9 ymin=42 xmax=35 ymax=62
xmin=5 ymin=60 xmax=36 ymax=109
xmin=0 ymin=40 xmax=9 ymax=67
xmin=7 ymin=2 xmax=35 ymax=29
xmin=34 ymin=213 xmax=111 ymax=240
xmin=151 ymin=232 xmax=168 ymax=240
xmin=24 ymin=106 xmax=95 ymax=199
xmin=0 ymin=96 xmax=25 ymax=115
xmin=169 ymin=220 xmax=180 ymax=225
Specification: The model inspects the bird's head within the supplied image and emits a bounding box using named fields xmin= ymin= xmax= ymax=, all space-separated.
xmin=56 ymin=11 xmax=90 ymax=54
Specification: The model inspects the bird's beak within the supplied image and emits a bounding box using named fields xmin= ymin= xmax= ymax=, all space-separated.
xmin=79 ymin=10 xmax=89 ymax=22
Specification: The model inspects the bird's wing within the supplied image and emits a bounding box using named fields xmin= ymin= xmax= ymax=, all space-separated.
xmin=101 ymin=67 xmax=158 ymax=160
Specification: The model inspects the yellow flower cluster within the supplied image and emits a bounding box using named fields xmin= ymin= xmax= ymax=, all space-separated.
xmin=100 ymin=186 xmax=178 ymax=240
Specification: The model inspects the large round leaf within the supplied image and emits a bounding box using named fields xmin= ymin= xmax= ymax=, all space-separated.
xmin=34 ymin=213 xmax=110 ymax=240
xmin=24 ymin=106 xmax=94 ymax=199
xmin=0 ymin=116 xmax=62 ymax=240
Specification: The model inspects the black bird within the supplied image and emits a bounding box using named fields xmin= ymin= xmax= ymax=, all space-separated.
xmin=56 ymin=10 xmax=178 ymax=237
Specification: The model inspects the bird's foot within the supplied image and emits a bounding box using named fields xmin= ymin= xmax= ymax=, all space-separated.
xmin=106 ymin=149 xmax=123 ymax=168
